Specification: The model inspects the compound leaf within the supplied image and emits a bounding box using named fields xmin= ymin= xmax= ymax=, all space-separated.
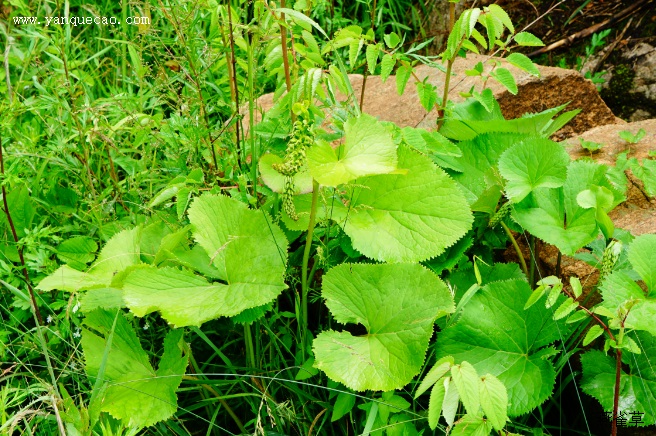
xmin=434 ymin=279 xmax=566 ymax=416
xmin=313 ymin=263 xmax=455 ymax=391
xmin=479 ymin=374 xmax=508 ymax=430
xmin=581 ymin=333 xmax=656 ymax=426
xmin=38 ymin=227 xmax=141 ymax=292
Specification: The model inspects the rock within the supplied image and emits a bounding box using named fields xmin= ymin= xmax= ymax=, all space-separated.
xmin=564 ymin=118 xmax=656 ymax=165
xmin=600 ymin=42 xmax=656 ymax=122
xmin=248 ymin=54 xmax=617 ymax=138
xmin=626 ymin=43 xmax=656 ymax=116
xmin=564 ymin=118 xmax=656 ymax=237
xmin=533 ymin=119 xmax=656 ymax=292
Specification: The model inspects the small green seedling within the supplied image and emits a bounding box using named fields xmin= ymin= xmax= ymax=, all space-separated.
xmin=579 ymin=137 xmax=603 ymax=153
xmin=619 ymin=128 xmax=646 ymax=144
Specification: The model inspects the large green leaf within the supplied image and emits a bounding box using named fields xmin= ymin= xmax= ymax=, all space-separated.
xmin=498 ymin=137 xmax=569 ymax=202
xmin=581 ymin=332 xmax=656 ymax=426
xmin=38 ymin=227 xmax=142 ymax=292
xmin=259 ymin=154 xmax=313 ymax=194
xmin=600 ymin=235 xmax=656 ymax=337
xmin=187 ymin=193 xmax=288 ymax=281
xmin=599 ymin=271 xmax=645 ymax=312
xmin=82 ymin=309 xmax=188 ymax=428
xmin=313 ymin=263 xmax=455 ymax=391
xmin=332 ymin=146 xmax=473 ymax=263
xmin=55 ymin=236 xmax=98 ymax=270
xmin=0 ymin=185 xmax=34 ymax=238
xmin=628 ymin=234 xmax=656 ymax=293
xmin=122 ymin=194 xmax=288 ymax=327
xmin=440 ymin=102 xmax=571 ymax=141
xmin=449 ymin=133 xmax=527 ymax=204
xmin=434 ymin=279 xmax=566 ymax=416
xmin=306 ymin=113 xmax=397 ymax=187
xmin=512 ymin=160 xmax=623 ymax=256
xmin=122 ymin=266 xmax=285 ymax=327
xmin=451 ymin=414 xmax=494 ymax=436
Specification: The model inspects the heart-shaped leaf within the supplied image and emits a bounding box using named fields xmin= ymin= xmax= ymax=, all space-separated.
xmin=307 ymin=113 xmax=397 ymax=187
xmin=313 ymin=263 xmax=455 ymax=391
xmin=332 ymin=146 xmax=473 ymax=263
xmin=259 ymin=154 xmax=313 ymax=194
xmin=498 ymin=137 xmax=569 ymax=202
xmin=121 ymin=194 xmax=288 ymax=327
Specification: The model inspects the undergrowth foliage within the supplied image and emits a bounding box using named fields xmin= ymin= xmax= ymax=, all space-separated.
xmin=1 ymin=1 xmax=655 ymax=435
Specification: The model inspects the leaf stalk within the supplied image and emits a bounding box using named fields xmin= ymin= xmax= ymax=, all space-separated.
xmin=301 ymin=180 xmax=320 ymax=354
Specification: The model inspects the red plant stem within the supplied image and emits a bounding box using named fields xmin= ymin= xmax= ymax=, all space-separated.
xmin=0 ymin=135 xmax=44 ymax=326
xmin=612 ymin=348 xmax=622 ymax=436
xmin=226 ymin=0 xmax=242 ymax=167
xmin=280 ymin=0 xmax=292 ymax=93
xmin=561 ymin=287 xmax=617 ymax=342
xmin=359 ymin=0 xmax=377 ymax=111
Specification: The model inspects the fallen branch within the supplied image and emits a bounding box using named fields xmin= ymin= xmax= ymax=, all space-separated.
xmin=589 ymin=17 xmax=633 ymax=75
xmin=528 ymin=0 xmax=653 ymax=57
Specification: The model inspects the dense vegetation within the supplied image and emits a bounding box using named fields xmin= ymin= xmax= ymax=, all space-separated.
xmin=1 ymin=1 xmax=655 ymax=435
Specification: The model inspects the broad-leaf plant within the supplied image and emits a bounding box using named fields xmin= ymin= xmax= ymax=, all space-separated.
xmin=13 ymin=1 xmax=655 ymax=434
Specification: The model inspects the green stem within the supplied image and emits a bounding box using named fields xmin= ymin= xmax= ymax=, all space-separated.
xmin=226 ymin=0 xmax=240 ymax=169
xmin=301 ymin=180 xmax=320 ymax=354
xmin=437 ymin=57 xmax=455 ymax=130
xmin=121 ymin=0 xmax=127 ymax=90
xmin=529 ymin=235 xmax=537 ymax=288
xmin=279 ymin=0 xmax=292 ymax=94
xmin=500 ymin=222 xmax=528 ymax=279
xmin=244 ymin=324 xmax=256 ymax=369
xmin=437 ymin=2 xmax=462 ymax=130
xmin=307 ymin=255 xmax=321 ymax=289
xmin=183 ymin=343 xmax=247 ymax=434
xmin=248 ymin=34 xmax=258 ymax=200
